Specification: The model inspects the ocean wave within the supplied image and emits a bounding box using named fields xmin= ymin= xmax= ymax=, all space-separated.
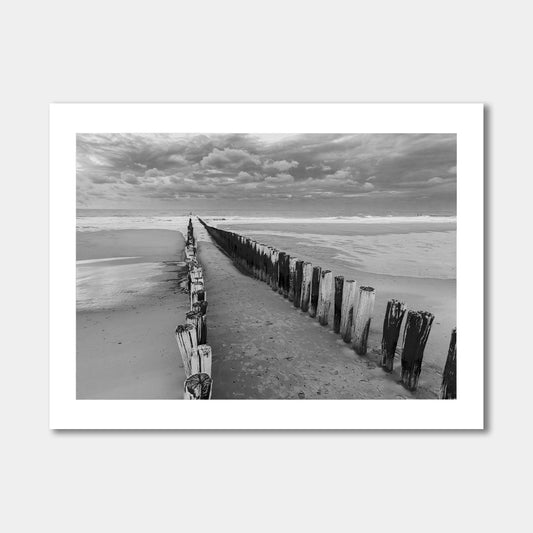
xmin=77 ymin=214 xmax=456 ymax=232
xmin=211 ymin=215 xmax=456 ymax=225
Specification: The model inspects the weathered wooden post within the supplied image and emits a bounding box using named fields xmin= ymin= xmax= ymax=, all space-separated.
xmin=243 ymin=236 xmax=250 ymax=271
xmin=277 ymin=252 xmax=290 ymax=298
xmin=190 ymin=344 xmax=212 ymax=376
xmin=186 ymin=310 xmax=207 ymax=345
xmin=259 ymin=244 xmax=267 ymax=282
xmin=380 ymin=299 xmax=406 ymax=372
xmin=277 ymin=252 xmax=286 ymax=295
xmin=189 ymin=265 xmax=203 ymax=282
xmin=270 ymin=249 xmax=279 ymax=291
xmin=254 ymin=241 xmax=261 ymax=278
xmin=294 ymin=260 xmax=304 ymax=308
xmin=300 ymin=262 xmax=313 ymax=312
xmin=288 ymin=257 xmax=297 ymax=302
xmin=340 ymin=280 xmax=356 ymax=343
xmin=190 ymin=283 xmax=206 ymax=308
xmin=352 ymin=286 xmax=376 ymax=355
xmin=192 ymin=300 xmax=208 ymax=317
xmin=440 ymin=328 xmax=457 ymax=399
xmin=185 ymin=245 xmax=195 ymax=262
xmin=198 ymin=344 xmax=212 ymax=376
xmin=317 ymin=270 xmax=333 ymax=326
xmin=262 ymin=244 xmax=269 ymax=282
xmin=284 ymin=255 xmax=291 ymax=298
xmin=333 ymin=276 xmax=344 ymax=333
xmin=175 ymin=324 xmax=198 ymax=377
xmin=188 ymin=266 xmax=203 ymax=298
xmin=266 ymin=246 xmax=274 ymax=285
xmin=308 ymin=266 xmax=322 ymax=318
xmin=184 ymin=373 xmax=212 ymax=400
xmin=400 ymin=310 xmax=434 ymax=391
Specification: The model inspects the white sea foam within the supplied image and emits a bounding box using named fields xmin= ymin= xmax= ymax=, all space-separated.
xmin=76 ymin=214 xmax=455 ymax=239
xmin=212 ymin=215 xmax=456 ymax=225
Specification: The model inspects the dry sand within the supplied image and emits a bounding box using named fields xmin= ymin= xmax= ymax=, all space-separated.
xmin=76 ymin=229 xmax=189 ymax=399
xmin=198 ymin=239 xmax=440 ymax=399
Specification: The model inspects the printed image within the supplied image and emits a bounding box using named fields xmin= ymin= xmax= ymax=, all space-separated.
xmin=76 ymin=133 xmax=457 ymax=400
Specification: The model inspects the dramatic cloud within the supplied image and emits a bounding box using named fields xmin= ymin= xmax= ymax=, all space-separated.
xmin=200 ymin=148 xmax=261 ymax=172
xmin=76 ymin=133 xmax=456 ymax=208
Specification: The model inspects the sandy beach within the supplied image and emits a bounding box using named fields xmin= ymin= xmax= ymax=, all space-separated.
xmin=76 ymin=229 xmax=189 ymax=399
xmin=213 ymin=219 xmax=456 ymax=372
xmin=76 ymin=218 xmax=450 ymax=399
xmin=198 ymin=238 xmax=440 ymax=399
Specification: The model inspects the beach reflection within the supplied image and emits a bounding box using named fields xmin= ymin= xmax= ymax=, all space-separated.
xmin=76 ymin=259 xmax=164 ymax=311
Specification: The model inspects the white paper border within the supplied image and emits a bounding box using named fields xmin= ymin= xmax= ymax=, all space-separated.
xmin=50 ymin=103 xmax=483 ymax=429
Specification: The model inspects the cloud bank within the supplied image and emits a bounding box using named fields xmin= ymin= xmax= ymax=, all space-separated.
xmin=76 ymin=133 xmax=456 ymax=208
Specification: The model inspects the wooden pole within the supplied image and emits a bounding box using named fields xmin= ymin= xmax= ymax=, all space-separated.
xmin=278 ymin=252 xmax=290 ymax=298
xmin=300 ymin=262 xmax=313 ymax=312
xmin=309 ymin=266 xmax=322 ymax=318
xmin=294 ymin=260 xmax=304 ymax=308
xmin=278 ymin=252 xmax=286 ymax=295
xmin=270 ymin=249 xmax=279 ymax=291
xmin=400 ymin=310 xmax=434 ymax=391
xmin=175 ymin=324 xmax=198 ymax=377
xmin=333 ymin=276 xmax=344 ymax=333
xmin=192 ymin=300 xmax=208 ymax=317
xmin=266 ymin=247 xmax=274 ymax=287
xmin=190 ymin=283 xmax=206 ymax=308
xmin=339 ymin=280 xmax=356 ymax=343
xmin=185 ymin=246 xmax=195 ymax=262
xmin=440 ymin=328 xmax=457 ymax=399
xmin=317 ymin=270 xmax=333 ymax=326
xmin=186 ymin=310 xmax=207 ymax=345
xmin=288 ymin=257 xmax=297 ymax=302
xmin=380 ymin=299 xmax=406 ymax=372
xmin=259 ymin=244 xmax=267 ymax=282
xmin=352 ymin=286 xmax=376 ymax=355
xmin=198 ymin=344 xmax=212 ymax=376
xmin=190 ymin=344 xmax=212 ymax=376
xmin=184 ymin=373 xmax=212 ymax=400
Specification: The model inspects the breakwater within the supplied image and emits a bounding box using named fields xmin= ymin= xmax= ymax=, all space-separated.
xmin=175 ymin=218 xmax=213 ymax=399
xmin=198 ymin=217 xmax=457 ymax=398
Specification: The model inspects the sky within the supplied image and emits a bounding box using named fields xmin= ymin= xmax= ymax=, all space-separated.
xmin=76 ymin=133 xmax=456 ymax=212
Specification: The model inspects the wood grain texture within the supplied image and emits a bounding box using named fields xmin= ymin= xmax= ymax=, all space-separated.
xmin=400 ymin=310 xmax=434 ymax=391
xmin=317 ymin=270 xmax=333 ymax=326
xmin=352 ymin=286 xmax=376 ymax=355
xmin=440 ymin=328 xmax=457 ymax=399
xmin=380 ymin=299 xmax=406 ymax=372
xmin=339 ymin=280 xmax=356 ymax=343
xmin=309 ymin=266 xmax=322 ymax=318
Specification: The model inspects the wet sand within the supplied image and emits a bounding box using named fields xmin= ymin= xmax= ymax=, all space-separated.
xmin=198 ymin=238 xmax=440 ymax=399
xmin=76 ymin=229 xmax=188 ymax=399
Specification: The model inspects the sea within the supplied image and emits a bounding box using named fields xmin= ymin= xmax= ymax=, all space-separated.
xmin=77 ymin=205 xmax=456 ymax=280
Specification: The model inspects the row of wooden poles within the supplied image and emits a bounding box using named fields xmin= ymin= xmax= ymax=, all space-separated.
xmin=198 ymin=218 xmax=456 ymax=398
xmin=174 ymin=218 xmax=213 ymax=399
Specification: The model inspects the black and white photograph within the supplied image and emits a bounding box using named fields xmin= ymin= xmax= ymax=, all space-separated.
xmin=48 ymin=102 xmax=483 ymax=430
xmin=76 ymin=131 xmax=458 ymax=400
